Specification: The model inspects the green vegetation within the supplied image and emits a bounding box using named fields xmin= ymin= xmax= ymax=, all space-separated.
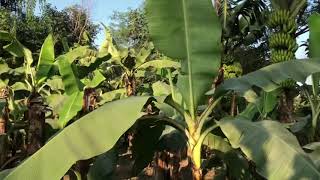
xmin=0 ymin=0 xmax=320 ymax=179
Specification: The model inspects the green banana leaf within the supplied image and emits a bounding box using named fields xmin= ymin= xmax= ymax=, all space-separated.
xmin=0 ymin=31 xmax=12 ymax=41
xmin=137 ymin=59 xmax=181 ymax=70
xmin=203 ymin=133 xmax=232 ymax=153
xmin=207 ymin=59 xmax=320 ymax=98
xmin=57 ymin=48 xmax=86 ymax=95
xmin=146 ymin=0 xmax=221 ymax=119
xmin=11 ymin=82 xmax=30 ymax=92
xmin=36 ymin=34 xmax=55 ymax=85
xmin=2 ymin=96 xmax=150 ymax=180
xmin=1 ymin=33 xmax=33 ymax=74
xmin=309 ymin=14 xmax=320 ymax=96
xmin=45 ymin=76 xmax=65 ymax=91
xmin=81 ymin=70 xmax=106 ymax=88
xmin=45 ymin=94 xmax=66 ymax=114
xmin=58 ymin=91 xmax=84 ymax=128
xmin=99 ymin=89 xmax=126 ymax=105
xmin=135 ymin=42 xmax=154 ymax=67
xmin=218 ymin=119 xmax=320 ymax=179
xmin=0 ymin=62 xmax=11 ymax=75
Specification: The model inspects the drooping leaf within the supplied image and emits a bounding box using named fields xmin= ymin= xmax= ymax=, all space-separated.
xmin=152 ymin=81 xmax=172 ymax=96
xmin=57 ymin=54 xmax=84 ymax=95
xmin=137 ymin=59 xmax=181 ymax=70
xmin=135 ymin=42 xmax=154 ymax=67
xmin=203 ymin=133 xmax=232 ymax=153
xmin=304 ymin=142 xmax=320 ymax=151
xmin=45 ymin=94 xmax=66 ymax=113
xmin=65 ymin=46 xmax=89 ymax=63
xmin=2 ymin=97 xmax=149 ymax=180
xmin=46 ymin=76 xmax=65 ymax=91
xmin=99 ymin=25 xmax=120 ymax=59
xmin=218 ymin=119 xmax=320 ymax=179
xmin=0 ymin=31 xmax=12 ymax=41
xmin=3 ymin=39 xmax=33 ymax=68
xmin=99 ymin=89 xmax=126 ymax=105
xmin=58 ymin=91 xmax=84 ymax=128
xmin=146 ymin=0 xmax=222 ymax=118
xmin=81 ymin=70 xmax=106 ymax=88
xmin=36 ymin=34 xmax=55 ymax=85
xmin=207 ymin=59 xmax=320 ymax=98
xmin=0 ymin=63 xmax=11 ymax=75
xmin=11 ymin=82 xmax=29 ymax=92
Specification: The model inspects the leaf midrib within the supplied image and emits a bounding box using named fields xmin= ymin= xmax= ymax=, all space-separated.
xmin=182 ymin=0 xmax=195 ymax=119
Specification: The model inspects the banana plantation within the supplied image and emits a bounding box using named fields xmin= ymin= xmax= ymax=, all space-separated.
xmin=1 ymin=0 xmax=320 ymax=179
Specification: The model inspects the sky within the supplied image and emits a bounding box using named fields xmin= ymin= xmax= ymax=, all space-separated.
xmin=36 ymin=0 xmax=144 ymax=45
xmin=36 ymin=0 xmax=308 ymax=59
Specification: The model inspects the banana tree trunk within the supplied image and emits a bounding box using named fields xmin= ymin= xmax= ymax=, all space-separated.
xmin=124 ymin=74 xmax=136 ymax=96
xmin=26 ymin=92 xmax=45 ymax=156
xmin=278 ymin=89 xmax=295 ymax=123
xmin=0 ymin=87 xmax=10 ymax=167
xmin=189 ymin=139 xmax=203 ymax=180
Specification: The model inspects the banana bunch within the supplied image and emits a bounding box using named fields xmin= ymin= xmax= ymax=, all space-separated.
xmin=269 ymin=33 xmax=298 ymax=52
xmin=268 ymin=10 xmax=297 ymax=34
xmin=268 ymin=10 xmax=298 ymax=88
xmin=270 ymin=49 xmax=294 ymax=63
xmin=223 ymin=63 xmax=243 ymax=79
xmin=283 ymin=19 xmax=297 ymax=34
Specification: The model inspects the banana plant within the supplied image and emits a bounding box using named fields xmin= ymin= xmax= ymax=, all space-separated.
xmin=55 ymin=45 xmax=111 ymax=128
xmin=267 ymin=0 xmax=307 ymax=123
xmin=0 ymin=31 xmax=55 ymax=155
xmin=101 ymin=27 xmax=180 ymax=96
xmin=2 ymin=57 xmax=320 ymax=180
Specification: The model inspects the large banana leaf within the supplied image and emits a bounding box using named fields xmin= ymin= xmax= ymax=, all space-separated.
xmin=35 ymin=34 xmax=55 ymax=85
xmin=218 ymin=119 xmax=320 ymax=179
xmin=58 ymin=91 xmax=84 ymax=128
xmin=207 ymin=59 xmax=320 ymax=98
xmin=2 ymin=97 xmax=149 ymax=180
xmin=146 ymin=0 xmax=221 ymax=118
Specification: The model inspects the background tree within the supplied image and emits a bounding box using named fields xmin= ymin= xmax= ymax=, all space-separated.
xmin=0 ymin=3 xmax=100 ymax=58
xmin=109 ymin=7 xmax=149 ymax=48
